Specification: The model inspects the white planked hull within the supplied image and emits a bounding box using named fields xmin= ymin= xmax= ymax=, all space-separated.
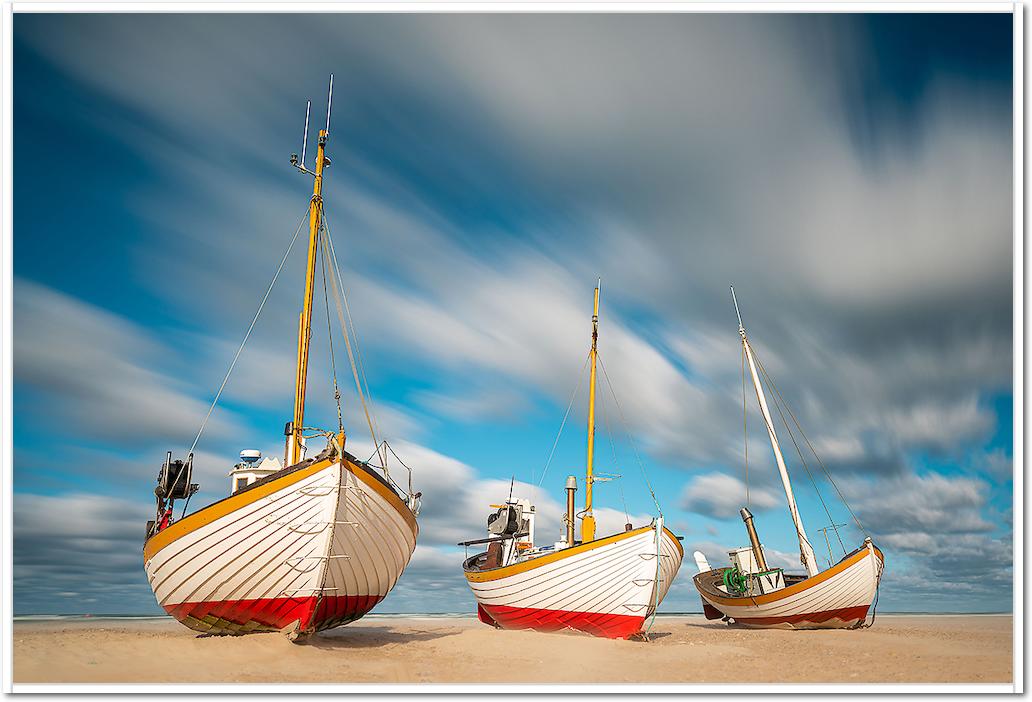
xmin=144 ymin=452 xmax=417 ymax=636
xmin=694 ymin=541 xmax=884 ymax=629
xmin=464 ymin=523 xmax=683 ymax=639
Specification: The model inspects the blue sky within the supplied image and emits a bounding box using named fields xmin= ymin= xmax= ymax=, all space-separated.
xmin=12 ymin=12 xmax=1013 ymax=615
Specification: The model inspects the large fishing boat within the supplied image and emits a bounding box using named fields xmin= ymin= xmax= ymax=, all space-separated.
xmin=461 ymin=282 xmax=683 ymax=640
xmin=142 ymin=77 xmax=420 ymax=640
xmin=691 ymin=287 xmax=884 ymax=629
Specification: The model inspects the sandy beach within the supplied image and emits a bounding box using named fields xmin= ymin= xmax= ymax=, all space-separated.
xmin=12 ymin=614 xmax=1011 ymax=685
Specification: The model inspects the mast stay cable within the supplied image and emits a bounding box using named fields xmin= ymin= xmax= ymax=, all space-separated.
xmin=318 ymin=218 xmax=344 ymax=433
xmin=318 ymin=202 xmax=388 ymax=474
xmin=596 ymin=352 xmax=662 ymax=517
xmin=598 ymin=376 xmax=629 ymax=521
xmin=739 ymin=338 xmax=819 ymax=559
xmin=742 ymin=343 xmax=750 ymax=509
xmin=536 ymin=352 xmax=592 ymax=487
xmin=752 ymin=349 xmax=867 ymax=538
xmin=188 ymin=207 xmax=310 ymax=456
xmin=751 ymin=343 xmax=843 ymax=554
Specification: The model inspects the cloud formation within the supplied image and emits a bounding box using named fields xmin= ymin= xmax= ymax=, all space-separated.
xmin=13 ymin=13 xmax=1012 ymax=614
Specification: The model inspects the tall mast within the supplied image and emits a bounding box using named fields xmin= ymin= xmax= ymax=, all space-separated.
xmin=287 ymin=77 xmax=333 ymax=467
xmin=582 ymin=280 xmax=601 ymax=542
xmin=731 ymin=286 xmax=819 ymax=577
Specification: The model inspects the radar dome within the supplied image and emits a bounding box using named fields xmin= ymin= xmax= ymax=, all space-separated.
xmin=240 ymin=449 xmax=262 ymax=464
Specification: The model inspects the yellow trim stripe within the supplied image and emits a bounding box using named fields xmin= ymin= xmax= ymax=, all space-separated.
xmin=665 ymin=527 xmax=684 ymax=558
xmin=706 ymin=545 xmax=883 ymax=607
xmin=143 ymin=460 xmax=330 ymax=562
xmin=346 ymin=458 xmax=418 ymax=535
xmin=465 ymin=525 xmax=660 ymax=583
xmin=143 ymin=456 xmax=418 ymax=562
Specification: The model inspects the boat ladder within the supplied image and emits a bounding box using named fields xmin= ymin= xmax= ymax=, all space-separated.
xmin=284 ymin=553 xmax=352 ymax=573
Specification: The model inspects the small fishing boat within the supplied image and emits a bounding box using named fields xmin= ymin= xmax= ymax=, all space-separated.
xmin=142 ymin=77 xmax=420 ymax=640
xmin=691 ymin=286 xmax=884 ymax=630
xmin=460 ymin=282 xmax=683 ymax=640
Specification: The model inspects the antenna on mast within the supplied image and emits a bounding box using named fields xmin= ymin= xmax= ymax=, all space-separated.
xmin=291 ymin=99 xmax=314 ymax=175
xmin=730 ymin=284 xmax=745 ymax=334
xmin=301 ymin=100 xmax=311 ymax=169
xmin=325 ymin=73 xmax=334 ymax=135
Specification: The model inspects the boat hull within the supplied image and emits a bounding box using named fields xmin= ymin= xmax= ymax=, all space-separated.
xmin=464 ymin=523 xmax=683 ymax=639
xmin=144 ymin=452 xmax=417 ymax=637
xmin=693 ymin=541 xmax=884 ymax=630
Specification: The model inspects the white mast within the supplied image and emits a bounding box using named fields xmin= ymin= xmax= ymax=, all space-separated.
xmin=732 ymin=287 xmax=819 ymax=578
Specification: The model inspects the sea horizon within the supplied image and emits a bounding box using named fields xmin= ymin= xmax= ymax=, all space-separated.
xmin=12 ymin=611 xmax=1014 ymax=621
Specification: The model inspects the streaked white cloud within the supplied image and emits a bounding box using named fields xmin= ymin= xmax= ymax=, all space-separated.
xmin=680 ymin=473 xmax=781 ymax=520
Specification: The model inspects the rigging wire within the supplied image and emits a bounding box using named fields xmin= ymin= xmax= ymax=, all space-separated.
xmin=598 ymin=381 xmax=628 ymax=523
xmin=319 ymin=202 xmax=387 ymax=470
xmin=751 ymin=343 xmax=842 ymax=554
xmin=595 ymin=352 xmax=662 ymax=517
xmin=318 ymin=220 xmax=344 ymax=433
xmin=741 ymin=342 xmax=750 ymax=509
xmin=751 ymin=348 xmax=868 ymax=538
xmin=536 ymin=352 xmax=592 ymax=487
xmin=188 ymin=207 xmax=310 ymax=456
xmin=382 ymin=440 xmax=416 ymax=498
xmin=643 ymin=524 xmax=663 ymax=638
xmin=317 ymin=204 xmax=388 ymax=476
xmin=741 ymin=340 xmax=819 ymax=558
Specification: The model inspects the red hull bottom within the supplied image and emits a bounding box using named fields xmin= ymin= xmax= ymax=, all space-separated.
xmin=164 ymin=594 xmax=384 ymax=636
xmin=732 ymin=604 xmax=871 ymax=629
xmin=478 ymin=603 xmax=646 ymax=640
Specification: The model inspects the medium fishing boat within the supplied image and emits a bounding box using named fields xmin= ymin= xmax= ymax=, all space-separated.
xmin=461 ymin=282 xmax=683 ymax=640
xmin=142 ymin=77 xmax=420 ymax=640
xmin=691 ymin=286 xmax=884 ymax=630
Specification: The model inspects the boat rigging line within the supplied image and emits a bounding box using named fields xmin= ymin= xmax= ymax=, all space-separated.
xmin=598 ymin=384 xmax=630 ymax=524
xmin=188 ymin=206 xmax=311 ymax=457
xmin=535 ymin=351 xmax=591 ymax=487
xmin=751 ymin=348 xmax=868 ymax=539
xmin=596 ymin=351 xmax=662 ymax=517
xmin=318 ymin=201 xmax=389 ymax=475
xmin=741 ymin=342 xmax=750 ymax=509
xmin=318 ymin=218 xmax=344 ymax=434
xmin=751 ymin=342 xmax=843 ymax=555
xmin=738 ymin=338 xmax=820 ymax=561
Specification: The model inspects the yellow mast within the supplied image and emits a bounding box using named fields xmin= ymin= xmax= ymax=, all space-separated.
xmin=582 ymin=280 xmax=600 ymax=542
xmin=286 ymin=127 xmax=329 ymax=467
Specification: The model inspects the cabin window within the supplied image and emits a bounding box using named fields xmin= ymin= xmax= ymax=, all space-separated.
xmin=235 ymin=477 xmax=249 ymax=492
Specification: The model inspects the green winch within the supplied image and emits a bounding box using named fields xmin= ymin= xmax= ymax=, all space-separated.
xmin=722 ymin=566 xmax=749 ymax=594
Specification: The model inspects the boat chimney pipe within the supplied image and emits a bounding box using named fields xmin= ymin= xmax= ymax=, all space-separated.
xmin=565 ymin=476 xmax=577 ymax=545
xmin=740 ymin=507 xmax=768 ymax=572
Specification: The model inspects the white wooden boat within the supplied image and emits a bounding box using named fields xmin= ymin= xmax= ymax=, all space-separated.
xmin=461 ymin=282 xmax=684 ymax=639
xmin=465 ymin=520 xmax=682 ymax=639
xmin=694 ymin=540 xmax=882 ymax=628
xmin=143 ymin=77 xmax=419 ymax=639
xmin=691 ymin=287 xmax=884 ymax=630
xmin=145 ymin=440 xmax=417 ymax=636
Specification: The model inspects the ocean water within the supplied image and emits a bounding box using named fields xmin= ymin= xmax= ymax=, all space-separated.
xmin=13 ymin=611 xmax=1009 ymax=622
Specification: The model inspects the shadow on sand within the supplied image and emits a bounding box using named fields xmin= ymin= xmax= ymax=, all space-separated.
xmin=677 ymin=620 xmax=733 ymax=631
xmin=300 ymin=626 xmax=460 ymax=650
